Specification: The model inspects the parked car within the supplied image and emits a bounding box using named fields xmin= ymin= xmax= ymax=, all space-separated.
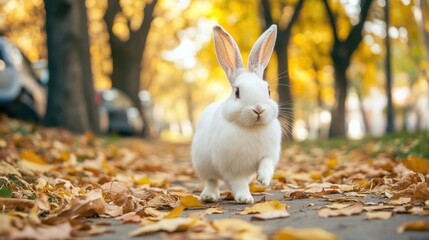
xmin=0 ymin=36 xmax=46 ymax=121
xmin=96 ymin=88 xmax=144 ymax=135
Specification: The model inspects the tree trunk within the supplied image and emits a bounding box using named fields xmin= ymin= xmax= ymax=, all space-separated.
xmin=385 ymin=0 xmax=395 ymax=133
xmin=329 ymin=58 xmax=348 ymax=137
xmin=260 ymin=0 xmax=305 ymax=141
xmin=323 ymin=0 xmax=373 ymax=138
xmin=275 ymin=42 xmax=294 ymax=141
xmin=43 ymin=0 xmax=98 ymax=133
xmin=104 ymin=0 xmax=158 ymax=137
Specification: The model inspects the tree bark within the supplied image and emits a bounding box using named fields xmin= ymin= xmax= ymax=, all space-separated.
xmin=43 ymin=0 xmax=98 ymax=133
xmin=260 ymin=0 xmax=305 ymax=141
xmin=322 ymin=0 xmax=374 ymax=138
xmin=104 ymin=0 xmax=158 ymax=137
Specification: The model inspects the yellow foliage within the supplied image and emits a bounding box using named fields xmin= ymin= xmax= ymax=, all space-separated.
xmin=402 ymin=156 xmax=429 ymax=174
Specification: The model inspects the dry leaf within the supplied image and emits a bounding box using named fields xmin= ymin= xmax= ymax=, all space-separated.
xmin=272 ymin=227 xmax=338 ymax=240
xmin=318 ymin=203 xmax=363 ymax=218
xmin=129 ymin=218 xmax=196 ymax=237
xmin=251 ymin=210 xmax=290 ymax=221
xmin=389 ymin=197 xmax=411 ymax=205
xmin=236 ymin=200 xmax=286 ymax=215
xmin=101 ymin=181 xmax=131 ymax=205
xmin=205 ymin=207 xmax=224 ymax=214
xmin=397 ymin=221 xmax=429 ymax=233
xmin=366 ymin=211 xmax=392 ymax=220
xmin=212 ymin=218 xmax=266 ymax=240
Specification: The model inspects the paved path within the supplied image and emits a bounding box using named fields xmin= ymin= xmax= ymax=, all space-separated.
xmin=89 ymin=190 xmax=428 ymax=240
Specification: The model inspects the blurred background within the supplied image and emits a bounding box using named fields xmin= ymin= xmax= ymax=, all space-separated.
xmin=0 ymin=0 xmax=428 ymax=142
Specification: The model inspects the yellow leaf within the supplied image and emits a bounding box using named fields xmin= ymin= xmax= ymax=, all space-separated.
xmin=272 ymin=227 xmax=338 ymax=240
xmin=250 ymin=183 xmax=267 ymax=193
xmin=133 ymin=176 xmax=151 ymax=186
xmin=212 ymin=218 xmax=265 ymax=240
xmin=164 ymin=204 xmax=185 ymax=219
xmin=310 ymin=172 xmax=322 ymax=180
xmin=236 ymin=200 xmax=286 ymax=215
xmin=402 ymin=156 xmax=429 ymax=174
xmin=179 ymin=195 xmax=207 ymax=209
xmin=397 ymin=221 xmax=429 ymax=233
xmin=129 ymin=218 xmax=196 ymax=237
xmin=326 ymin=158 xmax=338 ymax=169
xmin=19 ymin=150 xmax=45 ymax=164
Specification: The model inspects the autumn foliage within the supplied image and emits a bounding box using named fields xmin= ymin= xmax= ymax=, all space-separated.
xmin=0 ymin=116 xmax=428 ymax=239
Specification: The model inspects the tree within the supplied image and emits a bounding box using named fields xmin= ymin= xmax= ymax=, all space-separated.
xmin=384 ymin=0 xmax=394 ymax=133
xmin=260 ymin=0 xmax=305 ymax=141
xmin=43 ymin=0 xmax=98 ymax=133
xmin=322 ymin=0 xmax=374 ymax=138
xmin=103 ymin=0 xmax=158 ymax=137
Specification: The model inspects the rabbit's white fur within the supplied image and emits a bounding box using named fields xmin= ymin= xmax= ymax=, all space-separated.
xmin=192 ymin=24 xmax=281 ymax=204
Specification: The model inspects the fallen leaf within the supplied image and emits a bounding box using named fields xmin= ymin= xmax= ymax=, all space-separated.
xmin=0 ymin=162 xmax=21 ymax=176
xmin=389 ymin=197 xmax=411 ymax=205
xmin=397 ymin=221 xmax=429 ymax=233
xmin=251 ymin=210 xmax=290 ymax=221
xmin=318 ymin=203 xmax=363 ymax=218
xmin=272 ymin=227 xmax=338 ymax=240
xmin=250 ymin=183 xmax=268 ymax=193
xmin=402 ymin=156 xmax=429 ymax=174
xmin=0 ymin=198 xmax=35 ymax=211
xmin=101 ymin=181 xmax=131 ymax=205
xmin=366 ymin=211 xmax=392 ymax=220
xmin=129 ymin=218 xmax=196 ymax=237
xmin=164 ymin=204 xmax=185 ymax=218
xmin=205 ymin=207 xmax=224 ymax=214
xmin=212 ymin=218 xmax=265 ymax=240
xmin=180 ymin=195 xmax=207 ymax=209
xmin=19 ymin=150 xmax=46 ymax=164
xmin=236 ymin=200 xmax=286 ymax=215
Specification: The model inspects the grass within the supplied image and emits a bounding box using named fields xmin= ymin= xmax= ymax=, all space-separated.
xmin=288 ymin=131 xmax=429 ymax=160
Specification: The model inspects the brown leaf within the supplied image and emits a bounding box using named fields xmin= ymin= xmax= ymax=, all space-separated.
xmin=101 ymin=181 xmax=131 ymax=205
xmin=0 ymin=197 xmax=35 ymax=212
xmin=272 ymin=227 xmax=338 ymax=240
xmin=129 ymin=218 xmax=197 ymax=237
xmin=366 ymin=211 xmax=392 ymax=220
xmin=251 ymin=210 xmax=290 ymax=221
xmin=236 ymin=200 xmax=286 ymax=215
xmin=318 ymin=203 xmax=363 ymax=218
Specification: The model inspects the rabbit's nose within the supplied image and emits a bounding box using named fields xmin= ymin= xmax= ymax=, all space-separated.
xmin=252 ymin=105 xmax=265 ymax=115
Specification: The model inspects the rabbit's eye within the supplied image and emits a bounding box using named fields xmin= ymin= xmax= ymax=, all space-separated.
xmin=235 ymin=87 xmax=240 ymax=99
xmin=268 ymin=87 xmax=271 ymax=96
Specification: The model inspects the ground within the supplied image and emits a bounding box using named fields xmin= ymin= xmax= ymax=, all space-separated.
xmin=0 ymin=117 xmax=428 ymax=239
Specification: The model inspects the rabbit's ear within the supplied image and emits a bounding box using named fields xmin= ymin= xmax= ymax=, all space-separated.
xmin=247 ymin=25 xmax=277 ymax=78
xmin=213 ymin=25 xmax=244 ymax=84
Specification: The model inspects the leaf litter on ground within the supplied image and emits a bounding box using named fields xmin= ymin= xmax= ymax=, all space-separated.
xmin=0 ymin=117 xmax=428 ymax=239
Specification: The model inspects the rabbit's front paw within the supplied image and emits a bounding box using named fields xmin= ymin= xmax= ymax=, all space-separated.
xmin=234 ymin=192 xmax=254 ymax=204
xmin=257 ymin=170 xmax=271 ymax=186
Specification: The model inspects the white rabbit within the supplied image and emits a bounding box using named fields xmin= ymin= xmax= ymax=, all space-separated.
xmin=191 ymin=24 xmax=281 ymax=204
